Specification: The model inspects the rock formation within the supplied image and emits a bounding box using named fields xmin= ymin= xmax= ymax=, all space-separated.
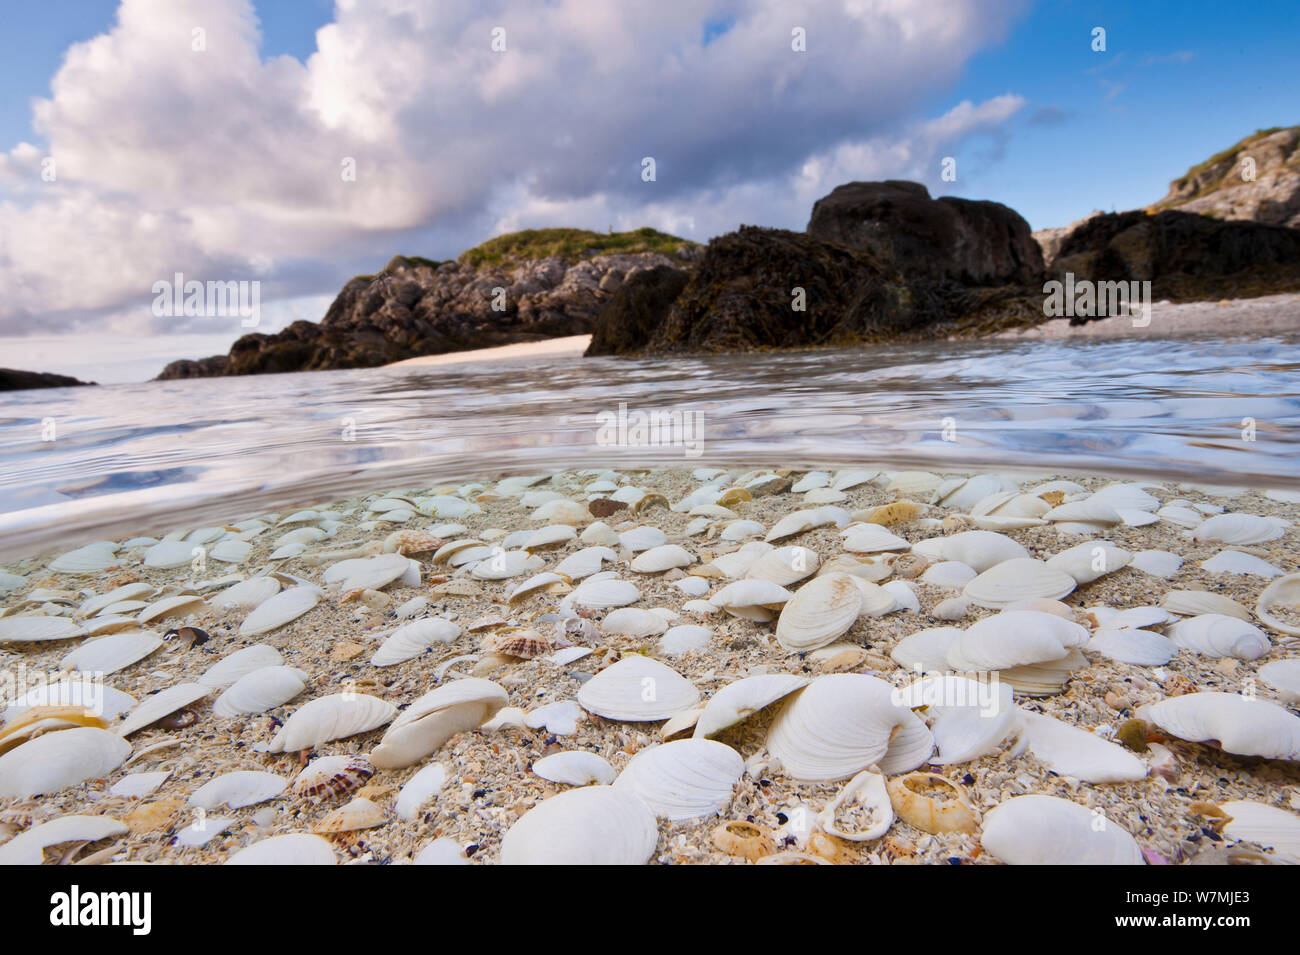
xmin=0 ymin=369 xmax=95 ymax=391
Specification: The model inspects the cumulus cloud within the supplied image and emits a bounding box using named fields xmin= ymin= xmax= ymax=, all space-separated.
xmin=0 ymin=0 xmax=1030 ymax=336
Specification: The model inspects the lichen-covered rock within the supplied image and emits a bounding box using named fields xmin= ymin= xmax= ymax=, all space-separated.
xmin=1153 ymin=126 xmax=1300 ymax=228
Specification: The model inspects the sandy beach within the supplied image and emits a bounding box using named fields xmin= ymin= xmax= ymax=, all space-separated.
xmin=993 ymin=291 xmax=1300 ymax=341
xmin=386 ymin=335 xmax=592 ymax=369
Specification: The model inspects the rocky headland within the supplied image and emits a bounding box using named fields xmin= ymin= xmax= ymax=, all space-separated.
xmin=0 ymin=368 xmax=95 ymax=391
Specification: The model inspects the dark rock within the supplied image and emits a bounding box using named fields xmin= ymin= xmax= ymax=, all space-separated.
xmin=807 ymin=180 xmax=1044 ymax=285
xmin=587 ymin=498 xmax=627 ymax=518
xmin=155 ymin=354 xmax=228 ymax=380
xmin=0 ymin=368 xmax=95 ymax=391
xmin=585 ymin=265 xmax=690 ymax=356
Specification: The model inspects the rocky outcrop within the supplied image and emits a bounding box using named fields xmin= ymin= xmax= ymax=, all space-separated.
xmin=0 ymin=368 xmax=95 ymax=391
xmin=806 ymin=180 xmax=1044 ymax=285
xmin=1152 ymin=126 xmax=1300 ymax=228
xmin=585 ymin=265 xmax=691 ymax=355
xmin=1049 ymin=209 xmax=1300 ymax=301
xmin=1033 ymin=212 xmax=1103 ymax=270
xmin=156 ymin=232 xmax=699 ymax=378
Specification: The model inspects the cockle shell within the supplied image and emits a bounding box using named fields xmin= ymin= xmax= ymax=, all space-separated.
xmin=1259 ymin=659 xmax=1300 ymax=703
xmin=189 ymin=771 xmax=287 ymax=810
xmin=840 ymin=523 xmax=910 ymax=553
xmin=239 ymin=586 xmax=320 ymax=636
xmin=1257 ymin=573 xmax=1300 ymax=636
xmin=396 ymin=762 xmax=447 ymax=820
xmin=371 ymin=618 xmax=462 ymax=666
xmin=0 ymin=814 xmax=129 ymax=865
xmin=613 ymin=739 xmax=744 ymax=820
xmin=370 ymin=678 xmax=508 ymax=769
xmin=213 ymin=666 xmax=309 ymax=717
xmin=1168 ymin=614 xmax=1269 ymax=660
xmin=198 ymin=644 xmax=283 ymax=689
xmin=501 ymin=786 xmax=658 ymax=865
xmin=0 ymin=727 xmax=131 ymax=798
xmin=208 ymin=576 xmax=280 ymax=611
xmin=1044 ymin=541 xmax=1132 ymax=584
xmin=766 ymin=674 xmax=933 ymax=781
xmin=225 ymin=833 xmax=336 ymax=865
xmin=630 ymin=544 xmax=695 ymax=573
xmin=576 ymin=656 xmax=699 ymax=721
xmin=61 ymin=630 xmax=163 ymax=675
xmin=1192 ymin=513 xmax=1286 ymax=546
xmin=569 ymin=577 xmax=641 ymax=609
xmin=603 ymin=608 xmax=670 ymax=638
xmin=0 ymin=615 xmax=85 ymax=643
xmin=745 ymin=545 xmax=821 ymax=586
xmin=292 ymin=754 xmax=374 ymax=804
xmin=1160 ymin=589 xmax=1252 ymax=621
xmin=708 ymin=579 xmax=793 ymax=622
xmin=981 ymin=795 xmax=1143 ymax=865
xmin=935 ymin=530 xmax=1030 ymax=571
xmin=506 ymin=572 xmax=566 ymax=603
xmin=116 ymin=683 xmax=210 ymax=736
xmin=533 ymin=751 xmax=616 ymax=786
xmin=774 ymin=573 xmax=863 ymax=652
xmin=816 ymin=767 xmax=893 ymax=841
xmin=1139 ymin=692 xmax=1300 ymax=759
xmin=264 ymin=693 xmax=396 ymax=753
xmin=693 ymin=674 xmax=809 ymax=739
xmin=961 ymin=558 xmax=1076 ymax=609
xmin=947 ymin=610 xmax=1088 ymax=671
xmin=1019 ymin=711 xmax=1146 ymax=783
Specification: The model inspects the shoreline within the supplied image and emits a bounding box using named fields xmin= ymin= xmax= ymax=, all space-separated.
xmin=991 ymin=291 xmax=1300 ymax=341
xmin=385 ymin=335 xmax=591 ymax=369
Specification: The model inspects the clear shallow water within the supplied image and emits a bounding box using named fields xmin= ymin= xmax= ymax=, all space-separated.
xmin=3 ymin=335 xmax=1300 ymax=561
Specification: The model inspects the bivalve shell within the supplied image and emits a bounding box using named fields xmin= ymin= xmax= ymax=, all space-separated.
xmin=1137 ymin=692 xmax=1300 ymax=760
xmin=962 ymin=558 xmax=1076 ymax=609
xmin=370 ymin=678 xmax=508 ymax=769
xmin=774 ymin=573 xmax=863 ymax=652
xmin=533 ymin=751 xmax=617 ymax=786
xmin=501 ymin=786 xmax=658 ymax=865
xmin=189 ymin=771 xmax=287 ymax=810
xmin=982 ymin=795 xmax=1142 ymax=864
xmin=576 ymin=656 xmax=699 ymax=722
xmin=225 ymin=833 xmax=336 ymax=865
xmin=1168 ymin=614 xmax=1270 ymax=660
xmin=1257 ymin=573 xmax=1300 ymax=636
xmin=239 ymin=586 xmax=320 ymax=636
xmin=0 ymin=727 xmax=131 ymax=798
xmin=371 ymin=618 xmax=461 ymax=666
xmin=116 ymin=683 xmax=210 ymax=736
xmin=693 ymin=674 xmax=809 ymax=739
xmin=213 ymin=666 xmax=310 ymax=717
xmin=264 ymin=693 xmax=397 ymax=753
xmin=613 ymin=739 xmax=743 ymax=820
xmin=61 ymin=630 xmax=163 ymax=675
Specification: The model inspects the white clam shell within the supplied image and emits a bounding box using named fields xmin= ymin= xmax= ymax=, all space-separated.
xmin=936 ymin=530 xmax=1029 ymax=572
xmin=324 ymin=553 xmax=411 ymax=591
xmin=208 ymin=576 xmax=281 ymax=611
xmin=0 ymin=614 xmax=85 ymax=643
xmin=239 ymin=586 xmax=320 ymax=636
xmin=225 ymin=833 xmax=336 ymax=865
xmin=61 ymin=630 xmax=163 ymax=675
xmin=213 ymin=666 xmax=310 ymax=717
xmin=693 ymin=674 xmax=810 ymax=739
xmin=745 ymin=545 xmax=820 ymax=586
xmin=109 ymin=771 xmax=170 ymax=798
xmin=766 ymin=674 xmax=933 ymax=781
xmin=1044 ymin=541 xmax=1132 ymax=584
xmin=576 ymin=656 xmax=699 ymax=721
xmin=1259 ymin=659 xmax=1300 ymax=703
xmin=1202 ymin=550 xmax=1282 ymax=578
xmin=1257 ymin=573 xmax=1300 ymax=636
xmin=137 ymin=593 xmax=205 ymax=624
xmin=840 ymin=523 xmax=910 ymax=553
xmin=886 ymin=470 xmax=942 ymax=498
xmin=767 ymin=508 xmax=836 ymax=542
xmin=1168 ymin=614 xmax=1270 ymax=660
xmin=1129 ymin=550 xmax=1183 ymax=578
xmin=189 ymin=771 xmax=287 ymax=810
xmin=817 ymin=767 xmax=893 ymax=841
xmin=1088 ymin=628 xmax=1175 ymax=666
xmin=658 ymin=624 xmax=712 ymax=657
xmin=370 ymin=678 xmax=508 ymax=769
xmin=501 ymin=786 xmax=658 ymax=865
xmin=116 ymin=683 xmax=210 ymax=736
xmin=553 ymin=546 xmax=616 ymax=580
xmin=0 ymin=814 xmax=128 ymax=865
xmin=603 ymin=608 xmax=670 ymax=637
xmin=1044 ymin=498 xmax=1122 ymax=525
xmin=1160 ymin=589 xmax=1251 ymax=621
xmin=719 ymin=519 xmax=765 ymax=541
xmin=1192 ymin=512 xmax=1286 ymax=545
xmin=371 ymin=618 xmax=462 ymax=666
xmin=470 ymin=550 xmax=544 ymax=580
xmin=48 ymin=541 xmax=119 ymax=575
xmin=619 ymin=526 xmax=667 ymax=552
xmin=709 ymin=578 xmax=793 ymax=622
xmin=78 ymin=582 xmax=155 ymax=617
xmin=775 ymin=573 xmax=863 ymax=652
xmin=1019 ymin=711 xmax=1146 ymax=783
xmin=1137 ymin=692 xmax=1300 ymax=760
xmin=920 ymin=561 xmax=977 ymax=589
xmin=981 ymin=795 xmax=1142 ymax=864
xmin=396 ymin=762 xmax=448 ymax=820
xmin=630 ymin=544 xmax=694 ymax=573
xmin=569 ymin=577 xmax=641 ymax=609
xmin=199 ymin=644 xmax=284 ymax=689
xmin=947 ymin=611 xmax=1088 ymax=671
xmin=144 ymin=540 xmax=199 ymax=569
xmin=579 ymin=521 xmax=621 ymax=546
xmin=613 ymin=738 xmax=743 ymax=820
xmin=896 ymin=675 xmax=1018 ymax=764
xmin=0 ymin=727 xmax=131 ymax=798
xmin=890 ymin=627 xmax=962 ymax=674
xmin=3 ymin=681 xmax=136 ymax=724
xmin=533 ymin=751 xmax=617 ymax=786
xmin=265 ymin=693 xmax=397 ymax=753
xmin=1221 ymin=801 xmax=1300 ymax=859
xmin=961 ymin=558 xmax=1076 ymax=609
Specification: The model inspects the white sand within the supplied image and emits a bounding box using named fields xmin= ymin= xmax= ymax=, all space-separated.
xmin=386 ymin=335 xmax=591 ymax=368
xmin=993 ymin=291 xmax=1300 ymax=340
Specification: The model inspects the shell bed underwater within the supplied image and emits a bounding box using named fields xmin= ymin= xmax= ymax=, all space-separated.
xmin=2 ymin=465 xmax=1300 ymax=865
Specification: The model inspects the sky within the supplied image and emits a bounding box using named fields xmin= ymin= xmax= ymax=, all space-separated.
xmin=0 ymin=0 xmax=1296 ymax=383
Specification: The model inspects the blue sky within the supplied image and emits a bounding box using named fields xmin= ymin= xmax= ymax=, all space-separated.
xmin=0 ymin=0 xmax=1296 ymax=381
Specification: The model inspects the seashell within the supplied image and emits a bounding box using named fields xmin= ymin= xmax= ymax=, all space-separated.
xmin=932 ymin=597 xmax=972 ymax=621
xmin=579 ymin=521 xmax=621 ymax=547
xmin=413 ymin=839 xmax=470 ymax=865
xmin=189 ymin=771 xmax=287 ymax=810
xmin=239 ymin=586 xmax=320 ymax=636
xmin=137 ymin=593 xmax=205 ymax=624
xmin=506 ymin=572 xmax=566 ymax=602
xmin=890 ymin=627 xmax=962 ymax=674
xmin=383 ymin=529 xmax=443 ymax=555
xmin=1044 ymin=498 xmax=1122 ymax=525
xmin=1158 ymin=504 xmax=1203 ymax=528
xmin=766 ymin=508 xmax=836 ymax=542
xmin=712 ymin=820 xmax=778 ymax=861
xmin=430 ymin=579 xmax=482 ymax=598
xmin=431 ymin=538 xmax=484 ymax=565
xmin=1088 ymin=628 xmax=1175 ymax=666
xmin=116 ymin=683 xmax=210 ymax=736
xmin=719 ymin=519 xmax=765 ymax=541
xmin=49 ymin=541 xmax=120 ymax=575
xmin=208 ymin=576 xmax=281 ymax=611
xmin=933 ymin=474 xmax=1018 ymax=510
xmin=887 ymin=772 xmax=979 ymax=833
xmin=77 ymin=582 xmax=155 ymax=617
xmin=737 ymin=544 xmax=819 ymax=589
xmin=501 ymin=786 xmax=658 ymax=865
xmin=1088 ymin=605 xmax=1172 ymax=629
xmin=292 ymin=754 xmax=374 ymax=804
xmin=524 ymin=700 xmax=585 ymax=735
xmin=860 ymin=500 xmax=924 ymax=526
xmin=569 ymin=577 xmax=641 ymax=609
xmin=1257 ymin=573 xmax=1300 ymax=636
xmin=886 ymin=471 xmax=942 ymax=498
xmin=370 ymin=678 xmax=508 ymax=769
xmin=961 ymin=558 xmax=1076 ymax=609
xmin=553 ymin=546 xmax=617 ymax=580
xmin=673 ymin=576 xmax=711 ymax=597
xmin=630 ymin=544 xmax=694 ymax=573
xmin=0 ymin=614 xmax=84 ymax=643
xmin=766 ymin=674 xmax=933 ymax=781
xmin=893 ymin=675 xmax=1017 ymax=763
xmin=62 ymin=630 xmax=163 ymax=675
xmin=1137 ymin=692 xmax=1300 ymax=760
xmin=323 ymin=554 xmax=412 ymax=591
xmin=791 ymin=471 xmax=830 ymax=493
xmin=313 ymin=796 xmax=386 ymax=833
xmin=213 ymin=666 xmax=309 ymax=717
xmin=614 ymin=739 xmax=743 ymax=820
xmin=198 ymin=644 xmax=283 ymax=689
xmin=0 ymin=727 xmax=131 ymax=798
xmin=619 ymin=526 xmax=667 ymax=552
xmin=1044 ymin=541 xmax=1132 ymax=584
xmin=3 ymin=681 xmax=135 ymax=725
xmin=817 ymin=553 xmax=890 ymax=582
xmin=225 ymin=833 xmax=336 ymax=865
xmin=1130 ymin=549 xmax=1184 ymax=578
xmin=265 ymin=693 xmax=397 ymax=753
xmin=817 ymin=767 xmax=893 ymax=841
xmin=603 ymin=608 xmax=670 ymax=638
xmin=982 ymin=795 xmax=1142 ymax=864
xmin=209 ymin=539 xmax=252 ymax=564
xmin=523 ymin=524 xmax=577 ymax=550
xmin=840 ymin=523 xmax=910 ymax=553
xmin=1259 ymin=659 xmax=1300 ymax=703
xmin=0 ymin=814 xmax=128 ymax=866
xmin=371 ymin=618 xmax=462 ymax=666
xmin=1220 ymin=801 xmax=1300 ymax=859
xmin=531 ymin=499 xmax=590 ymax=524
xmin=1192 ymin=513 xmax=1286 ymax=546
xmin=1202 ymin=550 xmax=1282 ymax=578
xmin=658 ymin=625 xmax=712 ymax=657
xmin=109 ymin=770 xmax=170 ymax=798
xmin=1160 ymin=589 xmax=1251 ymax=621
xmin=947 ymin=611 xmax=1088 ymax=672
xmin=774 ymin=573 xmax=862 ymax=652
xmin=1019 ymin=711 xmax=1147 ymax=782
xmin=1090 ymin=482 xmax=1160 ymax=512
xmin=1168 ymin=614 xmax=1269 ymax=660
xmin=469 ymin=550 xmax=544 ymax=580
xmin=920 ymin=561 xmax=976 ymax=589
xmin=708 ymin=578 xmax=793 ymax=622
xmin=533 ymin=751 xmax=616 ymax=786
xmin=396 ymin=762 xmax=447 ymax=820
xmin=141 ymin=540 xmax=199 ymax=569
xmin=577 ymin=656 xmax=699 ymax=721
xmin=0 ymin=705 xmax=110 ymax=755
xmin=831 ymin=469 xmax=880 ymax=491
xmin=693 ymin=674 xmax=809 ymax=739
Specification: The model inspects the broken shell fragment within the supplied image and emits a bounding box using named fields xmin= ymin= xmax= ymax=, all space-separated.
xmin=886 ymin=772 xmax=979 ymax=834
xmin=816 ymin=767 xmax=893 ymax=841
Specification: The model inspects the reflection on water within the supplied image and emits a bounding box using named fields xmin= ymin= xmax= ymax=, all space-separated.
xmin=3 ymin=336 xmax=1300 ymax=560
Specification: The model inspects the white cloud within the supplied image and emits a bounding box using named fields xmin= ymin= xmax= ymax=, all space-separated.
xmin=0 ymin=0 xmax=1029 ymax=339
